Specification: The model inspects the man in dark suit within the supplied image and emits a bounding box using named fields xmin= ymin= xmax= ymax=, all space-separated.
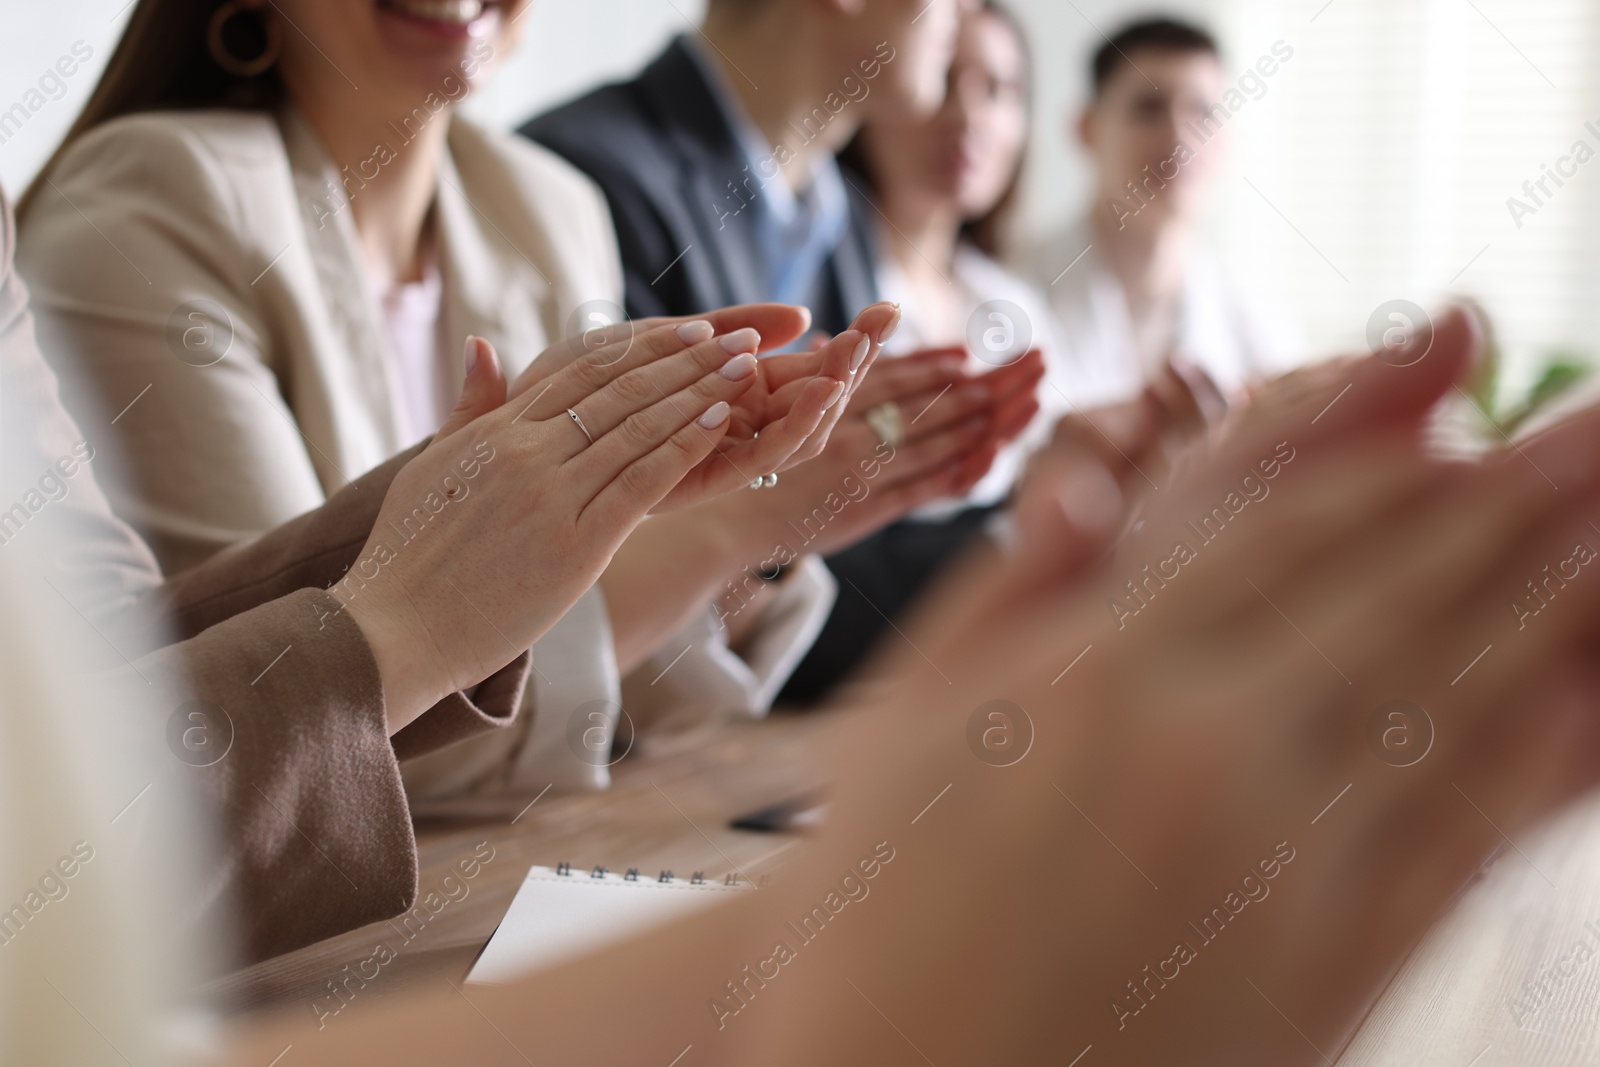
xmin=520 ymin=33 xmax=876 ymax=334
xmin=523 ymin=0 xmax=984 ymax=703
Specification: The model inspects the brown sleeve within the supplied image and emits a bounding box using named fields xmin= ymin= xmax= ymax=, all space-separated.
xmin=3 ymin=187 xmax=520 ymax=959
xmin=129 ymin=587 xmax=424 ymax=961
xmin=106 ymin=444 xmax=532 ymax=759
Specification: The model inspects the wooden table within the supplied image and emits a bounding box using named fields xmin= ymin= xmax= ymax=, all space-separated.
xmin=215 ymin=711 xmax=1600 ymax=1065
xmin=1336 ymin=792 xmax=1600 ymax=1066
xmin=209 ymin=713 xmax=832 ymax=1020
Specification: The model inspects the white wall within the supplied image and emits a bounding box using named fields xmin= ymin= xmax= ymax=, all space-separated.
xmin=0 ymin=0 xmax=124 ymax=196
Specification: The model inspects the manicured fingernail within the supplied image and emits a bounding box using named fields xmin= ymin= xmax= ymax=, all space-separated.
xmin=822 ymin=381 xmax=847 ymax=409
xmin=463 ymin=336 xmax=478 ymax=376
xmin=874 ymin=307 xmax=903 ymax=347
xmin=849 ymin=332 xmax=872 ymax=372
xmin=719 ymin=328 xmax=761 ymax=354
xmin=697 ymin=401 xmax=731 ymax=429
xmin=677 ymin=320 xmax=714 ymax=344
xmin=720 ymin=352 xmax=758 ymax=380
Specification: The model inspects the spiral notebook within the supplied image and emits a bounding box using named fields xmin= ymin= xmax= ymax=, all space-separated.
xmin=468 ymin=864 xmax=755 ymax=985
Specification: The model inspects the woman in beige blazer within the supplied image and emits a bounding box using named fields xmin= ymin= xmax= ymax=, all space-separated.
xmin=0 ymin=167 xmax=855 ymax=968
xmin=17 ymin=0 xmax=901 ymax=799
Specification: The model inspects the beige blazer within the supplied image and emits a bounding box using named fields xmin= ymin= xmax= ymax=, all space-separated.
xmin=19 ymin=106 xmax=619 ymax=566
xmin=0 ymin=187 xmax=527 ymax=968
xmin=19 ymin=106 xmax=833 ymax=799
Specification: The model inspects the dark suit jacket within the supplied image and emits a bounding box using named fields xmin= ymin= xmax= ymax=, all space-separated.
xmin=520 ymin=36 xmax=879 ymax=334
xmin=522 ymin=38 xmax=993 ymax=704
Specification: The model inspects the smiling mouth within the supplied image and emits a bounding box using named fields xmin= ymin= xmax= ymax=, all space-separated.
xmin=378 ymin=0 xmax=494 ymax=26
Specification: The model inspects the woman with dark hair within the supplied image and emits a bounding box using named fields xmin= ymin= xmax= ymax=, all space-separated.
xmin=844 ymin=2 xmax=1224 ymax=535
xmin=13 ymin=0 xmax=921 ymax=800
xmin=844 ymin=2 xmax=1071 ymax=516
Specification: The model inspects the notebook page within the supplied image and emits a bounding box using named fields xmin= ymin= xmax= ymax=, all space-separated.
xmin=468 ymin=865 xmax=752 ymax=985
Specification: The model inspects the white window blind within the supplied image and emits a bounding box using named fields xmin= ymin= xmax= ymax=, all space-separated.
xmin=1208 ymin=0 xmax=1600 ymax=393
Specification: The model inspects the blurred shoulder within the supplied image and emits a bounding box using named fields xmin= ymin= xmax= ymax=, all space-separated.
xmin=956 ymin=243 xmax=1046 ymax=304
xmin=1188 ymin=249 xmax=1309 ymax=376
xmin=1009 ymin=217 xmax=1094 ymax=294
xmin=18 ymin=109 xmax=302 ymax=313
xmin=520 ymin=81 xmax=658 ymax=162
xmin=22 ymin=108 xmax=293 ymax=250
xmin=45 ymin=108 xmax=287 ymax=191
xmin=955 ymin=243 xmax=1064 ymax=351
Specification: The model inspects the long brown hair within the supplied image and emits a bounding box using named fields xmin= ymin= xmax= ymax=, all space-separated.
xmin=17 ymin=0 xmax=284 ymax=219
xmin=839 ymin=0 xmax=1033 ymax=261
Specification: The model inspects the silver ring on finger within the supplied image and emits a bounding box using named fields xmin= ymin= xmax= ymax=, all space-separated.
xmin=865 ymin=401 xmax=905 ymax=449
xmin=567 ymin=407 xmax=594 ymax=445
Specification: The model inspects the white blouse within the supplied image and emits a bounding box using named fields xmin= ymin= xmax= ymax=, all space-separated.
xmin=1016 ymin=217 xmax=1307 ymax=410
xmin=875 ymin=242 xmax=1070 ymax=520
xmin=375 ymin=255 xmax=450 ymax=446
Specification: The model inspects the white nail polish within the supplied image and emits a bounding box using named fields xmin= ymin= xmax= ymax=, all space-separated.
xmin=697 ymin=401 xmax=731 ymax=429
xmin=719 ymin=328 xmax=761 ymax=354
xmin=874 ymin=307 xmax=903 ymax=347
xmin=720 ymin=352 xmax=758 ymax=380
xmin=676 ymin=320 xmax=714 ymax=344
xmin=850 ymin=333 xmax=871 ymax=372
xmin=463 ymin=336 xmax=478 ymax=376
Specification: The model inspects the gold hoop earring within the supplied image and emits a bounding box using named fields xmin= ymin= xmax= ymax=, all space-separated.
xmin=207 ymin=0 xmax=282 ymax=78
